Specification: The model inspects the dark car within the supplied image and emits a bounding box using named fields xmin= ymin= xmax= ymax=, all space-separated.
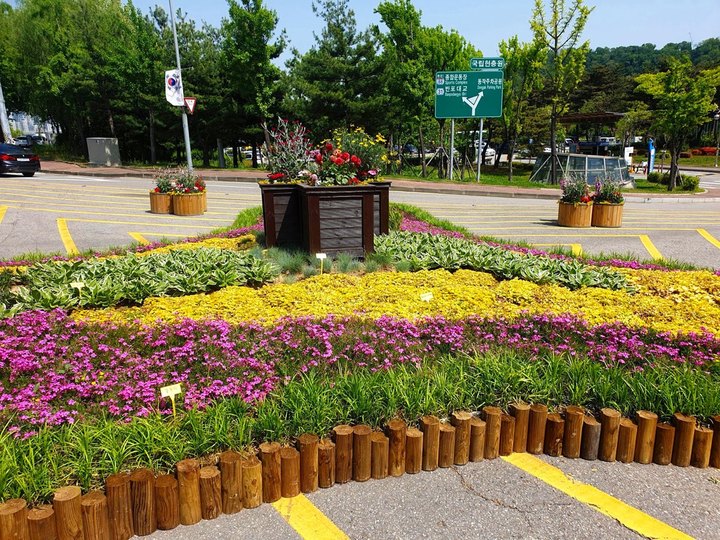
xmin=0 ymin=143 xmax=41 ymax=177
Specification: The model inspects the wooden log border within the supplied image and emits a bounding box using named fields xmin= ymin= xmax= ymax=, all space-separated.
xmin=4 ymin=406 xmax=718 ymax=538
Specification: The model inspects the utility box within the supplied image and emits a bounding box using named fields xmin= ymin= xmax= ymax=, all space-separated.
xmin=86 ymin=137 xmax=121 ymax=167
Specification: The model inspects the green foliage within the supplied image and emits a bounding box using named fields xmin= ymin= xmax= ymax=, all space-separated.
xmin=680 ymin=174 xmax=700 ymax=191
xmin=263 ymin=117 xmax=314 ymax=181
xmin=6 ymin=248 xmax=277 ymax=313
xmin=593 ymin=176 xmax=625 ymax=204
xmin=559 ymin=174 xmax=591 ymax=203
xmin=374 ymin=231 xmax=633 ymax=291
xmin=3 ymin=351 xmax=717 ymax=502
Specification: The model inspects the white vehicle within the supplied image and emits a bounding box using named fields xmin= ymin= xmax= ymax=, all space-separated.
xmin=474 ymin=140 xmax=496 ymax=163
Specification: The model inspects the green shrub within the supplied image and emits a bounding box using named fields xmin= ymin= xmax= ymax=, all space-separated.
xmin=680 ymin=174 xmax=700 ymax=191
xmin=646 ymin=171 xmax=661 ymax=183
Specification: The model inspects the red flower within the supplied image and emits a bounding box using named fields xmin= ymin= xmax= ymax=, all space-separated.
xmin=268 ymin=172 xmax=286 ymax=181
xmin=154 ymin=187 xmax=160 ymax=192
xmin=349 ymin=177 xmax=360 ymax=185
xmin=341 ymin=151 xmax=350 ymax=161
xmin=350 ymin=155 xmax=361 ymax=166
xmin=314 ymin=154 xmax=323 ymax=164
xmin=325 ymin=142 xmax=333 ymax=152
xmin=580 ymin=195 xmax=591 ymax=203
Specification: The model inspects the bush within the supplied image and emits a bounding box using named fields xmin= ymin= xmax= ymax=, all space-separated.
xmin=680 ymin=174 xmax=700 ymax=191
xmin=679 ymin=151 xmax=692 ymax=159
xmin=646 ymin=171 xmax=661 ymax=183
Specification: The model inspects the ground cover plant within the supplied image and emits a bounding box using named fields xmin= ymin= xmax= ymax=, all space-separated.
xmin=0 ymin=203 xmax=719 ymax=504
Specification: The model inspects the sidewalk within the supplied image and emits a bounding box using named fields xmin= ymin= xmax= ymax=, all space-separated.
xmin=39 ymin=160 xmax=720 ymax=201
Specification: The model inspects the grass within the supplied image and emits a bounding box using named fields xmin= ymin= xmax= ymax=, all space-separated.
xmin=3 ymin=350 xmax=717 ymax=503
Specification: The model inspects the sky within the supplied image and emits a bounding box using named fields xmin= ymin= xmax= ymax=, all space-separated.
xmin=130 ymin=0 xmax=720 ymax=63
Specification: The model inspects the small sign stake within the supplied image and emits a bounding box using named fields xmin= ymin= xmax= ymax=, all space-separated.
xmin=316 ymin=253 xmax=327 ymax=274
xmin=420 ymin=292 xmax=434 ymax=302
xmin=160 ymin=383 xmax=183 ymax=417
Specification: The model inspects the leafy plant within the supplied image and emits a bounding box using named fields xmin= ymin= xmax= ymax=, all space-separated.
xmin=559 ymin=174 xmax=591 ymax=204
xmin=593 ymin=176 xmax=624 ymax=204
xmin=262 ymin=117 xmax=314 ymax=182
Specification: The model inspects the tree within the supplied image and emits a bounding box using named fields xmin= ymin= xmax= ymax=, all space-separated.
xmin=498 ymin=35 xmax=544 ymax=180
xmin=531 ymin=0 xmax=592 ymax=183
xmin=636 ymin=58 xmax=719 ymax=190
xmin=284 ymin=0 xmax=384 ymax=139
xmin=222 ymin=0 xmax=285 ymax=165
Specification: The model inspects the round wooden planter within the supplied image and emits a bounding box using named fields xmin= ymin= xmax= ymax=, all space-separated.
xmin=592 ymin=203 xmax=624 ymax=228
xmin=149 ymin=192 xmax=172 ymax=214
xmin=172 ymin=193 xmax=205 ymax=216
xmin=557 ymin=202 xmax=592 ymax=227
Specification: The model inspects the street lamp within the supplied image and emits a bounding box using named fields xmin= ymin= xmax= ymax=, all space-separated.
xmin=714 ymin=113 xmax=719 ymax=168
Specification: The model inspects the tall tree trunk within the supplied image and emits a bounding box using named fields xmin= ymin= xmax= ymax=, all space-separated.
xmin=418 ymin=124 xmax=427 ymax=178
xmin=508 ymin=140 xmax=516 ymax=182
xmin=550 ymin=102 xmax=558 ymax=184
xmin=669 ymin=145 xmax=681 ymax=191
xmin=149 ymin=109 xmax=156 ymax=165
xmin=232 ymin=144 xmax=238 ymax=168
xmin=107 ymin=105 xmax=116 ymax=137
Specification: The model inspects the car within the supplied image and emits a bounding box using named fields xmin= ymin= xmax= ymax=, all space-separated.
xmin=475 ymin=141 xmax=496 ymax=163
xmin=402 ymin=143 xmax=419 ymax=156
xmin=0 ymin=143 xmax=41 ymax=177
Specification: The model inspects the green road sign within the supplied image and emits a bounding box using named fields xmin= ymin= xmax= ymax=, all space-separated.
xmin=470 ymin=57 xmax=505 ymax=70
xmin=434 ymin=70 xmax=504 ymax=119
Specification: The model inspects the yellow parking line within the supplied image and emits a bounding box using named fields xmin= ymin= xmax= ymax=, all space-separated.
xmin=503 ymin=454 xmax=692 ymax=540
xmin=64 ymin=218 xmax=216 ymax=229
xmin=697 ymin=228 xmax=720 ymax=250
xmin=272 ymin=495 xmax=349 ymax=540
xmin=0 ymin=206 xmax=6 ymax=224
xmin=57 ymin=219 xmax=79 ymax=255
xmin=639 ymin=235 xmax=663 ymax=260
xmin=128 ymin=232 xmax=150 ymax=245
xmin=533 ymin=243 xmax=583 ymax=256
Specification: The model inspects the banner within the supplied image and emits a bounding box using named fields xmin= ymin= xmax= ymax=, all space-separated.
xmin=165 ymin=70 xmax=184 ymax=107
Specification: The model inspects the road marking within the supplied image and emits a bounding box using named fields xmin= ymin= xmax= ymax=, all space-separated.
xmin=639 ymin=235 xmax=663 ymax=260
xmin=272 ymin=495 xmax=349 ymax=540
xmin=65 ymin=218 xmax=216 ymax=230
xmin=697 ymin=228 xmax=720 ymax=250
xmin=503 ymin=454 xmax=693 ymax=540
xmin=0 ymin=206 xmax=6 ymax=225
xmin=57 ymin=219 xmax=79 ymax=255
xmin=533 ymin=243 xmax=583 ymax=256
xmin=0 ymin=203 xmax=233 ymax=221
xmin=128 ymin=232 xmax=150 ymax=245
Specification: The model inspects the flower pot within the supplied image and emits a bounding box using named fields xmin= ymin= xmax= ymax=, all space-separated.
xmin=299 ymin=182 xmax=391 ymax=258
xmin=592 ymin=203 xmax=624 ymax=228
xmin=260 ymin=183 xmax=303 ymax=249
xmin=172 ymin=193 xmax=205 ymax=216
xmin=557 ymin=202 xmax=592 ymax=227
xmin=149 ymin=192 xmax=172 ymax=214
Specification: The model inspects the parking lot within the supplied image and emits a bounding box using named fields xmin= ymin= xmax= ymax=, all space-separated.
xmin=0 ymin=172 xmax=718 ymax=270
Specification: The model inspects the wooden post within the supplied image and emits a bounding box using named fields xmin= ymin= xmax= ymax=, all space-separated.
xmin=499 ymin=414 xmax=515 ymax=456
xmin=508 ymin=403 xmax=530 ymax=453
xmin=450 ymin=411 xmax=472 ymax=465
xmin=105 ymin=473 xmax=132 ymax=540
xmin=332 ymin=425 xmax=353 ymax=484
xmin=527 ymin=404 xmax=548 ymax=454
xmin=711 ymin=415 xmax=720 ymax=469
xmin=80 ymin=491 xmax=110 ymax=540
xmin=352 ymin=425 xmax=372 ymax=482
xmin=154 ymin=475 xmax=179 ymax=531
xmin=580 ymin=415 xmax=601 ymax=461
xmin=653 ymin=422 xmax=675 ymax=465
xmin=199 ymin=466 xmax=222 ymax=520
xmin=690 ymin=426 xmax=713 ymax=469
xmin=562 ymin=406 xmax=584 ymax=459
xmin=482 ymin=406 xmax=502 ymax=460
xmin=260 ymin=442 xmax=282 ymax=503
xmin=297 ymin=434 xmax=319 ymax=494
xmin=176 ymin=459 xmax=201 ymax=526
xmin=386 ymin=419 xmax=407 ymax=476
xmin=634 ymin=410 xmax=658 ymax=464
xmin=53 ymin=486 xmax=83 ymax=540
xmin=599 ymin=408 xmax=621 ymax=462
xmin=280 ymin=447 xmax=301 ymax=498
xmin=0 ymin=498 xmax=30 ymax=540
xmin=671 ymin=413 xmax=696 ymax=467
xmin=543 ymin=413 xmax=564 ymax=457
xmin=469 ymin=418 xmax=486 ymax=462
xmin=438 ymin=423 xmax=456 ymax=467
xmin=318 ymin=439 xmax=336 ymax=488
xmin=420 ymin=415 xmax=440 ymax=471
xmin=219 ymin=450 xmax=243 ymax=514
xmin=405 ymin=427 xmax=423 ymax=474
xmin=616 ymin=419 xmax=638 ymax=464
xmin=371 ymin=432 xmax=389 ymax=479
xmin=241 ymin=456 xmax=262 ymax=509
xmin=27 ymin=505 xmax=56 ymax=540
xmin=129 ymin=468 xmax=156 ymax=536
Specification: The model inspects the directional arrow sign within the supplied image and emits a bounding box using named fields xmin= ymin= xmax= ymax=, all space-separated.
xmin=184 ymin=96 xmax=197 ymax=115
xmin=434 ymin=70 xmax=504 ymax=119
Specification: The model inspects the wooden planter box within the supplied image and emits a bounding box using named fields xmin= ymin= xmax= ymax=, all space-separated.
xmin=149 ymin=192 xmax=172 ymax=214
xmin=260 ymin=184 xmax=303 ymax=249
xmin=172 ymin=193 xmax=205 ymax=216
xmin=260 ymin=182 xmax=391 ymax=257
xmin=300 ymin=183 xmax=390 ymax=258
xmin=592 ymin=203 xmax=624 ymax=228
xmin=557 ymin=202 xmax=592 ymax=227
